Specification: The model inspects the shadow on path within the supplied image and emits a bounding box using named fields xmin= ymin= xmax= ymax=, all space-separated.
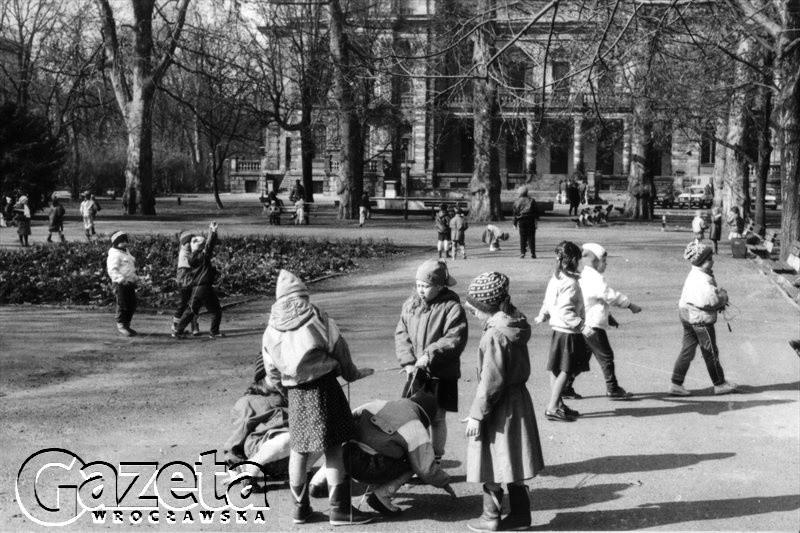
xmin=534 ymin=494 xmax=800 ymax=530
xmin=542 ymin=452 xmax=735 ymax=478
xmin=580 ymin=398 xmax=794 ymax=418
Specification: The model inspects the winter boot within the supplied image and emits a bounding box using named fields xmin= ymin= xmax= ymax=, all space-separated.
xmin=125 ymin=323 xmax=138 ymax=336
xmin=468 ymin=485 xmax=503 ymax=532
xmin=117 ymin=323 xmax=133 ymax=337
xmin=328 ymin=478 xmax=373 ymax=526
xmin=290 ymin=479 xmax=313 ymax=524
xmin=500 ymin=484 xmax=531 ymax=530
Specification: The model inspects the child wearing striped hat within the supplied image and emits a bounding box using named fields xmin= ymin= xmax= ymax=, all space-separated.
xmin=464 ymin=271 xmax=544 ymax=532
xmin=670 ymin=241 xmax=737 ymax=396
xmin=106 ymin=231 xmax=138 ymax=336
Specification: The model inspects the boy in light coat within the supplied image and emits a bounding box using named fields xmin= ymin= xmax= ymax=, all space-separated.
xmin=577 ymin=243 xmax=642 ymax=399
xmin=106 ymin=231 xmax=139 ymax=336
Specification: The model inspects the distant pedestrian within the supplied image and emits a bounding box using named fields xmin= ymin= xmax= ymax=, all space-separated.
xmin=267 ymin=201 xmax=281 ymax=225
xmin=481 ymin=224 xmax=509 ymax=252
xmin=577 ymin=243 xmax=642 ymax=399
xmin=80 ymin=192 xmax=98 ymax=241
xmin=449 ymin=207 xmax=468 ymax=260
xmin=0 ymin=193 xmax=11 ymax=227
xmin=47 ymin=196 xmax=66 ymax=243
xmin=566 ymin=180 xmax=580 ymax=216
xmin=106 ymin=231 xmax=138 ymax=336
xmin=13 ymin=195 xmax=31 ymax=247
xmin=434 ymin=204 xmax=451 ymax=259
xmin=359 ymin=192 xmax=371 ymax=227
xmin=513 ymin=186 xmax=538 ymax=259
xmin=173 ymin=222 xmax=223 ymax=339
xmin=289 ymin=180 xmax=305 ymax=203
xmin=293 ymin=198 xmax=306 ymax=225
xmin=691 ymin=210 xmax=708 ymax=241
xmin=464 ymin=272 xmax=544 ymax=532
xmin=171 ymin=231 xmax=200 ymax=337
xmin=727 ymin=207 xmax=745 ymax=240
xmin=534 ymin=241 xmax=591 ymax=421
xmin=710 ymin=207 xmax=722 ymax=253
xmin=669 ymin=241 xmax=738 ymax=396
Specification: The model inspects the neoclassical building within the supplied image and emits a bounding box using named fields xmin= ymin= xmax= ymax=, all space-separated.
xmin=227 ymin=0 xmax=722 ymax=202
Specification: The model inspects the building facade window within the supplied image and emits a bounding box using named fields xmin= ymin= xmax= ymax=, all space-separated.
xmin=700 ymin=135 xmax=715 ymax=165
xmin=552 ymin=61 xmax=570 ymax=93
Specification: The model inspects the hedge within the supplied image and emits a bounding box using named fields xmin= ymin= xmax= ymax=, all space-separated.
xmin=0 ymin=234 xmax=402 ymax=308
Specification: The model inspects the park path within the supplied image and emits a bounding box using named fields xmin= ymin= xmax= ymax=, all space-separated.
xmin=1 ymin=218 xmax=798 ymax=531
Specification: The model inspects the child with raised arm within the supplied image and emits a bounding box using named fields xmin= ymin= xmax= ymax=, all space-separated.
xmin=171 ymin=231 xmax=199 ymax=336
xmin=534 ymin=241 xmax=592 ymax=422
xmin=464 ymin=272 xmax=544 ymax=532
xmin=669 ymin=242 xmax=737 ymax=396
xmin=262 ymin=269 xmax=374 ymax=526
xmin=173 ymin=222 xmax=223 ymax=338
xmin=395 ymin=259 xmax=468 ymax=464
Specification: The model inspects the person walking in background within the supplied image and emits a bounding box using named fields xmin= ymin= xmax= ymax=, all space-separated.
xmin=267 ymin=201 xmax=281 ymax=225
xmin=727 ymin=206 xmax=745 ymax=240
xmin=534 ymin=241 xmax=592 ymax=422
xmin=173 ymin=222 xmax=223 ymax=339
xmin=106 ymin=231 xmax=138 ymax=336
xmin=669 ymin=241 xmax=738 ymax=396
xmin=80 ymin=192 xmax=98 ymax=241
xmin=709 ymin=207 xmax=722 ymax=253
xmin=449 ymin=207 xmax=468 ymax=260
xmin=359 ymin=191 xmax=371 ymax=227
xmin=434 ymin=204 xmax=451 ymax=259
xmin=481 ymin=224 xmax=509 ymax=252
xmin=262 ymin=269 xmax=375 ymax=526
xmin=171 ymin=231 xmax=200 ymax=337
xmin=577 ymin=243 xmax=642 ymax=400
xmin=566 ymin=180 xmax=581 ymax=216
xmin=395 ymin=259 xmax=468 ymax=465
xmin=464 ymin=272 xmax=544 ymax=532
xmin=47 ymin=195 xmax=66 ymax=243
xmin=692 ymin=210 xmax=708 ymax=242
xmin=13 ymin=195 xmax=31 ymax=247
xmin=289 ymin=180 xmax=306 ymax=203
xmin=293 ymin=198 xmax=306 ymax=225
xmin=513 ymin=186 xmax=538 ymax=259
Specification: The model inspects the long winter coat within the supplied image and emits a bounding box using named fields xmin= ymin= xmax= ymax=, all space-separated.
xmin=466 ymin=306 xmax=544 ymax=484
xmin=395 ymin=288 xmax=468 ymax=411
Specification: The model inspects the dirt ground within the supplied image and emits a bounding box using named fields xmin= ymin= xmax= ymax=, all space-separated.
xmin=1 ymin=197 xmax=799 ymax=531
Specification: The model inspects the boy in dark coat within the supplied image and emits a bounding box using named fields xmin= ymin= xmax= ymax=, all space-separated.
xmin=173 ymin=222 xmax=223 ymax=338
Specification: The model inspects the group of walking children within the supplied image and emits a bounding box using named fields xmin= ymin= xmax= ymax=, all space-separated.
xmin=434 ymin=204 xmax=470 ymax=260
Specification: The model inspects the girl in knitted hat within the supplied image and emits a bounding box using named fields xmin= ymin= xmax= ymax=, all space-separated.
xmin=13 ymin=195 xmax=31 ymax=246
xmin=464 ymin=271 xmax=544 ymax=532
xmin=534 ymin=241 xmax=592 ymax=422
xmin=669 ymin=241 xmax=737 ymax=396
xmin=395 ymin=259 xmax=468 ymax=464
xmin=262 ymin=269 xmax=375 ymax=526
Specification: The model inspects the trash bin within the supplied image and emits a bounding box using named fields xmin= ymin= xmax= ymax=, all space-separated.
xmin=731 ymin=238 xmax=747 ymax=258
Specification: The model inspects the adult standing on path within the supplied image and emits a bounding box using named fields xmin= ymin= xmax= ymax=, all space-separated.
xmin=290 ymin=180 xmax=306 ymax=202
xmin=566 ymin=180 xmax=580 ymax=216
xmin=513 ymin=187 xmax=539 ymax=259
xmin=47 ymin=195 xmax=66 ymax=243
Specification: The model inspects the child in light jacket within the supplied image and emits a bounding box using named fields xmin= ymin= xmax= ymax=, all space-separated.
xmin=106 ymin=231 xmax=139 ymax=336
xmin=577 ymin=243 xmax=642 ymax=399
xmin=669 ymin=242 xmax=737 ymax=396
xmin=464 ymin=272 xmax=544 ymax=531
xmin=692 ymin=210 xmax=708 ymax=241
xmin=395 ymin=259 xmax=468 ymax=463
xmin=434 ymin=205 xmax=451 ymax=258
xmin=449 ymin=207 xmax=468 ymax=260
xmin=534 ymin=241 xmax=592 ymax=422
xmin=172 ymin=231 xmax=199 ymax=336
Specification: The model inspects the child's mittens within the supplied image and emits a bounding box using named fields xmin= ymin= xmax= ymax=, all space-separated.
xmin=353 ymin=367 xmax=375 ymax=381
xmin=465 ymin=417 xmax=481 ymax=438
xmin=628 ymin=303 xmax=642 ymax=314
xmin=533 ymin=314 xmax=546 ymax=325
xmin=608 ymin=314 xmax=620 ymax=328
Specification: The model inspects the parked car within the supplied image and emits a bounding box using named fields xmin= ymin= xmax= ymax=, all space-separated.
xmin=751 ymin=187 xmax=779 ymax=210
xmin=677 ymin=186 xmax=713 ymax=209
xmin=656 ymin=190 xmax=676 ymax=208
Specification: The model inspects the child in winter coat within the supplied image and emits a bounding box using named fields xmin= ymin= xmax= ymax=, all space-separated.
xmin=262 ymin=269 xmax=374 ymax=526
xmin=173 ymin=222 xmax=223 ymax=338
xmin=14 ymin=195 xmax=31 ymax=246
xmin=481 ymin=225 xmax=509 ymax=252
xmin=464 ymin=272 xmax=544 ymax=532
xmin=727 ymin=206 xmax=745 ymax=240
xmin=669 ymin=242 xmax=737 ymax=396
xmin=395 ymin=259 xmax=468 ymax=463
xmin=294 ymin=198 xmax=306 ymax=225
xmin=534 ymin=241 xmax=592 ymax=422
xmin=80 ymin=192 xmax=97 ymax=241
xmin=577 ymin=243 xmax=642 ymax=399
xmin=47 ymin=196 xmax=66 ymax=243
xmin=449 ymin=207 xmax=469 ymax=260
xmin=692 ymin=210 xmax=708 ymax=241
xmin=171 ymin=231 xmax=200 ymax=336
xmin=268 ymin=202 xmax=281 ymax=225
xmin=106 ymin=231 xmax=139 ymax=336
xmin=434 ymin=205 xmax=451 ymax=259
xmin=710 ymin=207 xmax=722 ymax=253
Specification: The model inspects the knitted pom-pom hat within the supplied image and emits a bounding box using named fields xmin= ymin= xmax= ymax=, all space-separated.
xmin=275 ymin=269 xmax=309 ymax=300
xmin=684 ymin=241 xmax=713 ymax=266
xmin=467 ymin=271 xmax=510 ymax=314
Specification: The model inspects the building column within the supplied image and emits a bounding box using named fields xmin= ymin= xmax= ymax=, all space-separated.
xmin=622 ymin=115 xmax=631 ymax=176
xmin=572 ymin=115 xmax=584 ymax=173
xmin=525 ymin=117 xmax=536 ymax=179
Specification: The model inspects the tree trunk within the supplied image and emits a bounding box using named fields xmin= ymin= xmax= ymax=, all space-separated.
xmin=68 ymin=123 xmax=81 ymax=200
xmin=722 ymin=38 xmax=753 ymax=221
xmin=470 ymin=0 xmax=501 ymax=222
xmin=712 ymin=116 xmax=727 ymax=211
xmin=300 ymin=122 xmax=315 ymax=203
xmin=625 ymin=103 xmax=649 ymax=219
xmin=123 ymin=96 xmax=156 ymax=215
xmin=754 ymin=51 xmax=773 ymax=233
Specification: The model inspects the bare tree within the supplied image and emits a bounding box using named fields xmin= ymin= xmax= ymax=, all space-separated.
xmin=94 ymin=0 xmax=191 ymax=215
